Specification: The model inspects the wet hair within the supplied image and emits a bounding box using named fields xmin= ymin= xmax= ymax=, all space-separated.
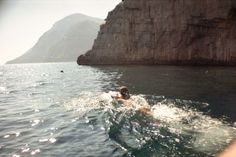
xmin=119 ymin=86 xmax=130 ymax=99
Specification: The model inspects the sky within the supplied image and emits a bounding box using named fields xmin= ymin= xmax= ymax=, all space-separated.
xmin=0 ymin=0 xmax=120 ymax=64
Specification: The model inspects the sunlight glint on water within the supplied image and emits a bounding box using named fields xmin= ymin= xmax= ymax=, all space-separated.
xmin=0 ymin=63 xmax=235 ymax=157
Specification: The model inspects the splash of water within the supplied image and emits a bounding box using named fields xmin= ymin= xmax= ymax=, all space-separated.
xmin=64 ymin=92 xmax=236 ymax=156
xmin=151 ymin=100 xmax=236 ymax=154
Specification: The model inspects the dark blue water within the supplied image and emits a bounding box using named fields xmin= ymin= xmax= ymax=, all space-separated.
xmin=0 ymin=63 xmax=235 ymax=157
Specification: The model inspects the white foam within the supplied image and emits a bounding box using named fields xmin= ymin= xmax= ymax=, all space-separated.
xmin=128 ymin=95 xmax=151 ymax=110
xmin=64 ymin=92 xmax=115 ymax=115
xmin=150 ymin=101 xmax=236 ymax=154
xmin=152 ymin=103 xmax=190 ymax=123
xmin=64 ymin=93 xmax=236 ymax=154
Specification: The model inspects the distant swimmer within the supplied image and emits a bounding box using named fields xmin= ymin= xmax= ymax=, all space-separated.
xmin=110 ymin=86 xmax=153 ymax=116
xmin=60 ymin=70 xmax=64 ymax=73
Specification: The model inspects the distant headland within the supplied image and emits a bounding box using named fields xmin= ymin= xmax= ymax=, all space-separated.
xmin=7 ymin=13 xmax=103 ymax=64
xmin=78 ymin=0 xmax=236 ymax=65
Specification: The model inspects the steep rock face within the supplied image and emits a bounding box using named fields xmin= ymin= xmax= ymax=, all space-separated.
xmin=7 ymin=14 xmax=103 ymax=64
xmin=78 ymin=0 xmax=236 ymax=65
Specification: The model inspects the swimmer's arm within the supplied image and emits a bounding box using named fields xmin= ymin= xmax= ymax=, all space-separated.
xmin=110 ymin=92 xmax=120 ymax=99
xmin=138 ymin=107 xmax=153 ymax=116
xmin=111 ymin=95 xmax=120 ymax=99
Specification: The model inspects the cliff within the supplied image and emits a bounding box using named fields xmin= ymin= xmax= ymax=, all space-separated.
xmin=7 ymin=14 xmax=103 ymax=64
xmin=77 ymin=0 xmax=236 ymax=65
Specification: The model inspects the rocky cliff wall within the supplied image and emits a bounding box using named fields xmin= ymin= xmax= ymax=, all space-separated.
xmin=78 ymin=0 xmax=236 ymax=65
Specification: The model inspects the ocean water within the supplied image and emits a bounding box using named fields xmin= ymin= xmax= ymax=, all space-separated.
xmin=0 ymin=62 xmax=236 ymax=157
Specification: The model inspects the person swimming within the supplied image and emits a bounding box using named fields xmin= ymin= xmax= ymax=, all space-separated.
xmin=111 ymin=86 xmax=153 ymax=116
xmin=111 ymin=86 xmax=130 ymax=100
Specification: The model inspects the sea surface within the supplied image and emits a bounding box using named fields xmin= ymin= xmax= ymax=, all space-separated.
xmin=0 ymin=62 xmax=236 ymax=157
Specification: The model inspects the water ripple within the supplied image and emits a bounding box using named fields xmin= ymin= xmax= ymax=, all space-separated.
xmin=1 ymin=63 xmax=236 ymax=157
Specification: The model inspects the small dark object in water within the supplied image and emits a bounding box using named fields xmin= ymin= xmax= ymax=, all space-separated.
xmin=60 ymin=70 xmax=64 ymax=73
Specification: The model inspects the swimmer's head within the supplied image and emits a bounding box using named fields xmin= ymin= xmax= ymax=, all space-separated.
xmin=119 ymin=86 xmax=130 ymax=100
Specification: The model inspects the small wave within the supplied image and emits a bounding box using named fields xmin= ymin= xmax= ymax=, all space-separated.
xmin=64 ymin=92 xmax=115 ymax=117
xmin=0 ymin=86 xmax=10 ymax=94
xmin=0 ymin=86 xmax=6 ymax=92
xmin=31 ymin=82 xmax=47 ymax=88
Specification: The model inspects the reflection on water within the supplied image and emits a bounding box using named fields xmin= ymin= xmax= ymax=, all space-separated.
xmin=0 ymin=63 xmax=236 ymax=157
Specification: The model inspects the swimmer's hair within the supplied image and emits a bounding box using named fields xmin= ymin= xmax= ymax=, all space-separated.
xmin=119 ymin=86 xmax=129 ymax=93
xmin=119 ymin=86 xmax=130 ymax=100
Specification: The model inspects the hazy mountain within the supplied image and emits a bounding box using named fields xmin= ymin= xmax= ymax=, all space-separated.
xmin=7 ymin=13 xmax=104 ymax=64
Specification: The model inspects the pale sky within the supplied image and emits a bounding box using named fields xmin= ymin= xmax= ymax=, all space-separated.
xmin=0 ymin=0 xmax=120 ymax=64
